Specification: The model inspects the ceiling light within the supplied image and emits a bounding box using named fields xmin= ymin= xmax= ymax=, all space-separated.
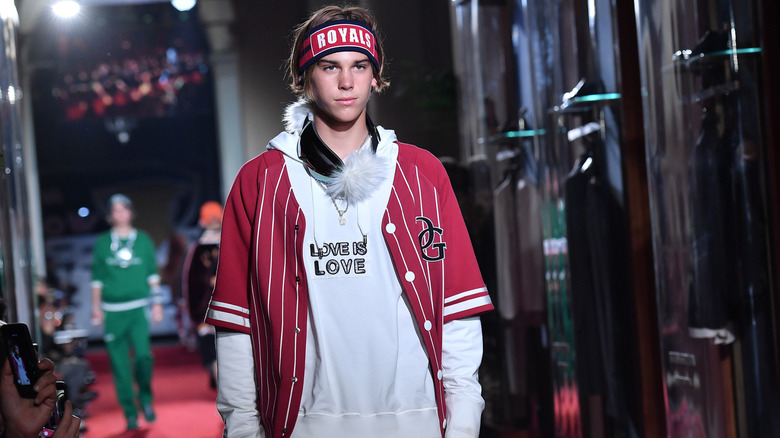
xmin=52 ymin=0 xmax=80 ymax=18
xmin=171 ymin=0 xmax=196 ymax=12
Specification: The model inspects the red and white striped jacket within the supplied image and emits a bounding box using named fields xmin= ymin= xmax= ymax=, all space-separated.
xmin=206 ymin=142 xmax=493 ymax=438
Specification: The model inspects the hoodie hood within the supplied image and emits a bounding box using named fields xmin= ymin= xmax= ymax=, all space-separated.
xmin=268 ymin=98 xmax=397 ymax=205
xmin=282 ymin=98 xmax=315 ymax=136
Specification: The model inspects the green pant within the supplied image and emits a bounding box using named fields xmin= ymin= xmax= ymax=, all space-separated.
xmin=103 ymin=306 xmax=154 ymax=421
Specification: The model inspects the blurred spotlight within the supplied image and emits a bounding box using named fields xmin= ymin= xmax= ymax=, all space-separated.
xmin=0 ymin=0 xmax=19 ymax=22
xmin=78 ymin=207 xmax=90 ymax=218
xmin=52 ymin=0 xmax=81 ymax=18
xmin=171 ymin=0 xmax=196 ymax=12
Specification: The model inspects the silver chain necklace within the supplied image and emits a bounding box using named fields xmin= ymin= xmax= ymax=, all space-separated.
xmin=310 ymin=131 xmax=370 ymax=226
xmin=110 ymin=230 xmax=137 ymax=268
xmin=316 ymin=180 xmax=349 ymax=225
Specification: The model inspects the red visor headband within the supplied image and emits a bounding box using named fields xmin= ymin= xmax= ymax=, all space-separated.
xmin=298 ymin=20 xmax=379 ymax=75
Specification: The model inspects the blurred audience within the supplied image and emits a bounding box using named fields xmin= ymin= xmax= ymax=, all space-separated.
xmin=55 ymin=44 xmax=209 ymax=121
xmin=36 ymin=272 xmax=96 ymax=431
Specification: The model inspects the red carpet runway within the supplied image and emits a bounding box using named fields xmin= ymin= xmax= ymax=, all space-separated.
xmin=81 ymin=342 xmax=224 ymax=437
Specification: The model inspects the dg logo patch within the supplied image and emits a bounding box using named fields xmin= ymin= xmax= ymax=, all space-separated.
xmin=416 ymin=216 xmax=447 ymax=262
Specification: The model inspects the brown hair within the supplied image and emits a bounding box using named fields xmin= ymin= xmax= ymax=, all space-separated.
xmin=286 ymin=5 xmax=390 ymax=96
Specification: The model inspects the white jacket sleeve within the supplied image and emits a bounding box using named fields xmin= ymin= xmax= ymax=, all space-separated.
xmin=216 ymin=330 xmax=265 ymax=438
xmin=441 ymin=316 xmax=485 ymax=438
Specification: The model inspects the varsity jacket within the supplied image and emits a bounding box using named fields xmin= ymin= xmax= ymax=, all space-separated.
xmin=206 ymin=105 xmax=493 ymax=438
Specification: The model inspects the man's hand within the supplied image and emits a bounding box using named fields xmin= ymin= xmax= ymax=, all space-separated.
xmin=51 ymin=400 xmax=82 ymax=438
xmin=0 ymin=358 xmax=80 ymax=438
xmin=91 ymin=308 xmax=104 ymax=327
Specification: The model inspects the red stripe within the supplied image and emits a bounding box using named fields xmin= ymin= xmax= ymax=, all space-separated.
xmin=204 ymin=317 xmax=248 ymax=334
xmin=209 ymin=305 xmax=248 ymax=318
xmin=444 ymin=291 xmax=490 ymax=308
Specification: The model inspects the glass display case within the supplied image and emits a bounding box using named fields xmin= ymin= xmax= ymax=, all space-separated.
xmin=533 ymin=0 xmax=642 ymax=435
xmin=450 ymin=0 xmax=643 ymax=436
xmin=450 ymin=0 xmax=554 ymax=436
xmin=633 ymin=0 xmax=780 ymax=436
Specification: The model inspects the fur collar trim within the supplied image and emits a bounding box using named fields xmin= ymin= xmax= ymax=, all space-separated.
xmin=283 ymin=99 xmax=388 ymax=205
xmin=326 ymin=141 xmax=387 ymax=205
xmin=283 ymin=98 xmax=314 ymax=135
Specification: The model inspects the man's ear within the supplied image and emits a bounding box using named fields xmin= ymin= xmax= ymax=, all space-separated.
xmin=371 ymin=77 xmax=378 ymax=88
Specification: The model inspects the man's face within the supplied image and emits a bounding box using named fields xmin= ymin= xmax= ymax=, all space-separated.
xmin=110 ymin=202 xmax=133 ymax=227
xmin=307 ymin=51 xmax=377 ymax=128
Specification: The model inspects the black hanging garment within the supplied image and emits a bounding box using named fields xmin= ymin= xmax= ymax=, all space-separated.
xmin=685 ymin=30 xmax=736 ymax=340
xmin=564 ymin=140 xmax=635 ymax=437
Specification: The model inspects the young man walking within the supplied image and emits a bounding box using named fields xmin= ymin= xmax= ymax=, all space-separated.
xmin=207 ymin=6 xmax=493 ymax=438
xmin=91 ymin=194 xmax=163 ymax=430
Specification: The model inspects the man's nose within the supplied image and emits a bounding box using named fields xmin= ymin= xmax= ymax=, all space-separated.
xmin=339 ymin=70 xmax=353 ymax=90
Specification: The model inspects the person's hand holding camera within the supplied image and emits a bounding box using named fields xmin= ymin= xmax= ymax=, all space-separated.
xmin=0 ymin=358 xmax=80 ymax=438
